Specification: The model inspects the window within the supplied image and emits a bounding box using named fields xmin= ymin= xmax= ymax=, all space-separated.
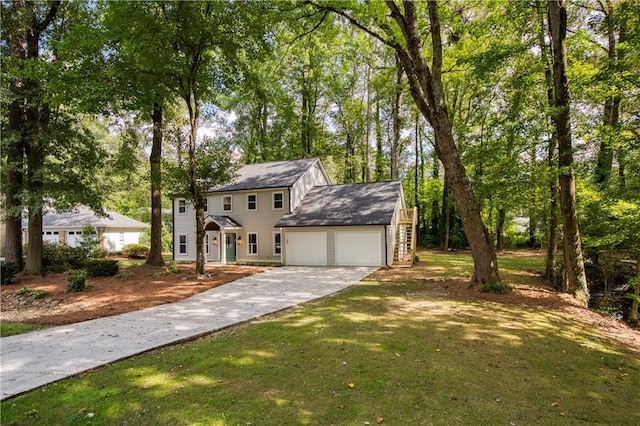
xmin=178 ymin=235 xmax=187 ymax=255
xmin=273 ymin=232 xmax=282 ymax=256
xmin=273 ymin=192 xmax=284 ymax=210
xmin=248 ymin=233 xmax=258 ymax=255
xmin=223 ymin=195 xmax=232 ymax=212
xmin=178 ymin=199 xmax=187 ymax=214
xmin=203 ymin=198 xmax=208 ymax=213
xmin=247 ymin=194 xmax=257 ymax=211
xmin=205 ymin=234 xmax=209 ymax=255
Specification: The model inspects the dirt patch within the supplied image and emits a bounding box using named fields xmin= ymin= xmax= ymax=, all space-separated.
xmin=1 ymin=262 xmax=266 ymax=326
xmin=369 ymin=261 xmax=640 ymax=354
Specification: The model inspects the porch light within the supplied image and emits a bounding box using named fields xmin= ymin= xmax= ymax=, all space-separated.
xmin=237 ymin=236 xmax=242 ymax=244
xmin=212 ymin=236 xmax=218 ymax=245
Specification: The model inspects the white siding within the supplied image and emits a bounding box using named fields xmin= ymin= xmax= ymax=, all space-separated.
xmin=290 ymin=162 xmax=331 ymax=211
xmin=102 ymin=228 xmax=143 ymax=253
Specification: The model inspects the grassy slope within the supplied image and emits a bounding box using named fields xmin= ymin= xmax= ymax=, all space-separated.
xmin=0 ymin=322 xmax=43 ymax=337
xmin=1 ymin=251 xmax=638 ymax=425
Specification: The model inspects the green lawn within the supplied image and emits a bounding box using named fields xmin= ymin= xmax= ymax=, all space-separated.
xmin=0 ymin=322 xmax=43 ymax=337
xmin=1 ymin=250 xmax=638 ymax=425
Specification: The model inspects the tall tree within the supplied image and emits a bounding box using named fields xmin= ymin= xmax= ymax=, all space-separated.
xmin=548 ymin=0 xmax=589 ymax=305
xmin=317 ymin=1 xmax=501 ymax=284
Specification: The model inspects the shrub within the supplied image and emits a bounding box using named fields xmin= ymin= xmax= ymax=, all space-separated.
xmin=15 ymin=287 xmax=48 ymax=299
xmin=479 ymin=282 xmax=512 ymax=294
xmin=66 ymin=269 xmax=87 ymax=292
xmin=84 ymin=259 xmax=119 ymax=277
xmin=122 ymin=243 xmax=149 ymax=259
xmin=116 ymin=271 xmax=135 ymax=279
xmin=43 ymin=243 xmax=85 ymax=272
xmin=165 ymin=261 xmax=181 ymax=274
xmin=1 ymin=261 xmax=18 ymax=285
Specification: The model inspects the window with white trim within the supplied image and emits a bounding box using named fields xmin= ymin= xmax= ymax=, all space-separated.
xmin=203 ymin=197 xmax=208 ymax=213
xmin=178 ymin=199 xmax=187 ymax=214
xmin=247 ymin=193 xmax=257 ymax=211
xmin=273 ymin=192 xmax=284 ymax=210
xmin=223 ymin=195 xmax=232 ymax=212
xmin=178 ymin=235 xmax=188 ymax=255
xmin=273 ymin=232 xmax=282 ymax=255
xmin=248 ymin=233 xmax=258 ymax=255
xmin=205 ymin=234 xmax=209 ymax=255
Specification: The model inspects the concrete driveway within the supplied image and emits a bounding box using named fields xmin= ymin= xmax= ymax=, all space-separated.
xmin=0 ymin=266 xmax=377 ymax=400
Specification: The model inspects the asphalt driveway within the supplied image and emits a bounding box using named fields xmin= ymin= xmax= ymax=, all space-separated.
xmin=0 ymin=266 xmax=377 ymax=400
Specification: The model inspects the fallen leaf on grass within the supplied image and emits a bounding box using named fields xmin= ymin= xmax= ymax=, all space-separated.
xmin=338 ymin=404 xmax=345 ymax=409
xmin=376 ymin=415 xmax=384 ymax=424
xmin=348 ymin=382 xmax=355 ymax=388
xmin=551 ymin=402 xmax=559 ymax=407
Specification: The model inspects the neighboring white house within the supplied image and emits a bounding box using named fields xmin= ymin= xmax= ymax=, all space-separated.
xmin=173 ymin=158 xmax=414 ymax=267
xmin=22 ymin=206 xmax=148 ymax=253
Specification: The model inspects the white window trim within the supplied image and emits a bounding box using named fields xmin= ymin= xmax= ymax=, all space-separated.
xmin=178 ymin=199 xmax=187 ymax=215
xmin=222 ymin=195 xmax=233 ymax=212
xmin=247 ymin=193 xmax=258 ymax=211
xmin=203 ymin=197 xmax=208 ymax=213
xmin=247 ymin=232 xmax=258 ymax=256
xmin=272 ymin=191 xmax=284 ymax=210
xmin=178 ymin=234 xmax=188 ymax=256
xmin=273 ymin=231 xmax=282 ymax=256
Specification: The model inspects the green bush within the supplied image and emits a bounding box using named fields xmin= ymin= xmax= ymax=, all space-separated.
xmin=479 ymin=282 xmax=512 ymax=294
xmin=65 ymin=269 xmax=87 ymax=292
xmin=1 ymin=261 xmax=19 ymax=285
xmin=84 ymin=259 xmax=119 ymax=277
xmin=122 ymin=243 xmax=149 ymax=259
xmin=16 ymin=287 xmax=48 ymax=299
xmin=43 ymin=243 xmax=85 ymax=272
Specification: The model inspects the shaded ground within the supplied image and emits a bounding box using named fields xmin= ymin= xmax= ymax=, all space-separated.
xmin=369 ymin=250 xmax=640 ymax=354
xmin=1 ymin=262 xmax=266 ymax=326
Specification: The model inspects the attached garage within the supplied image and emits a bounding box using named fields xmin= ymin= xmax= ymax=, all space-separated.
xmin=285 ymin=232 xmax=327 ymax=266
xmin=276 ymin=181 xmax=406 ymax=268
xmin=335 ymin=231 xmax=383 ymax=266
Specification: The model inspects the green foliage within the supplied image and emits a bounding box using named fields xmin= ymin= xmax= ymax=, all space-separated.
xmin=84 ymin=259 xmax=119 ymax=277
xmin=479 ymin=282 xmax=513 ymax=294
xmin=15 ymin=287 xmax=48 ymax=300
xmin=164 ymin=261 xmax=181 ymax=275
xmin=122 ymin=244 xmax=149 ymax=259
xmin=65 ymin=270 xmax=87 ymax=293
xmin=76 ymin=225 xmax=103 ymax=258
xmin=1 ymin=261 xmax=18 ymax=285
xmin=116 ymin=271 xmax=135 ymax=280
xmin=42 ymin=243 xmax=85 ymax=273
xmin=0 ymin=322 xmax=43 ymax=337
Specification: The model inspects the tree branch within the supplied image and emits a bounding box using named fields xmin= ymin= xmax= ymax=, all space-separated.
xmin=35 ymin=0 xmax=61 ymax=32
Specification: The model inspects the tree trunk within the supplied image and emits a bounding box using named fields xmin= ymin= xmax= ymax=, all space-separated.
xmin=595 ymin=0 xmax=622 ymax=187
xmin=375 ymin=93 xmax=385 ymax=181
xmin=629 ymin=252 xmax=639 ymax=326
xmin=146 ymin=101 xmax=165 ymax=266
xmin=391 ymin=54 xmax=402 ymax=180
xmin=4 ymin=1 xmax=27 ymax=268
xmin=538 ymin=2 xmax=559 ymax=283
xmin=496 ymin=208 xmax=506 ymax=251
xmin=548 ymin=0 xmax=589 ymax=306
xmin=364 ymin=65 xmax=372 ymax=182
xmin=441 ymin=171 xmax=450 ymax=252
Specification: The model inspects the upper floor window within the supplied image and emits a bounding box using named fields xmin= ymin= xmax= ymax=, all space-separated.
xmin=203 ymin=197 xmax=208 ymax=213
xmin=223 ymin=195 xmax=232 ymax=212
xmin=273 ymin=192 xmax=284 ymax=210
xmin=178 ymin=199 xmax=187 ymax=214
xmin=247 ymin=194 xmax=257 ymax=211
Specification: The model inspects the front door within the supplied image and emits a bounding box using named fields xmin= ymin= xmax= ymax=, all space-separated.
xmin=225 ymin=233 xmax=236 ymax=262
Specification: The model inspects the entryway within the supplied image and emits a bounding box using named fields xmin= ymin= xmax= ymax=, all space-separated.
xmin=225 ymin=233 xmax=237 ymax=262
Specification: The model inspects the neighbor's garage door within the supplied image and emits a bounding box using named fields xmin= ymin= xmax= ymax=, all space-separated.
xmin=336 ymin=231 xmax=382 ymax=266
xmin=285 ymin=232 xmax=327 ymax=266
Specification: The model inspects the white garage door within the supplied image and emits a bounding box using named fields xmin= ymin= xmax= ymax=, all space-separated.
xmin=285 ymin=232 xmax=327 ymax=266
xmin=42 ymin=231 xmax=59 ymax=244
xmin=66 ymin=231 xmax=82 ymax=247
xmin=336 ymin=231 xmax=382 ymax=266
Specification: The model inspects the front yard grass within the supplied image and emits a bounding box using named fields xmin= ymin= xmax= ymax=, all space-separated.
xmin=0 ymin=322 xmax=43 ymax=337
xmin=2 ymin=250 xmax=638 ymax=425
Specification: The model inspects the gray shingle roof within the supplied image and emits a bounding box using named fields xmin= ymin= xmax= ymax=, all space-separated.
xmin=209 ymin=158 xmax=321 ymax=192
xmin=204 ymin=215 xmax=242 ymax=229
xmin=275 ymin=181 xmax=402 ymax=227
xmin=23 ymin=206 xmax=148 ymax=229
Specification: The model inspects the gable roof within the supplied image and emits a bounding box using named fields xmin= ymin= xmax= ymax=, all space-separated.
xmin=208 ymin=158 xmax=324 ymax=192
xmin=23 ymin=206 xmax=148 ymax=229
xmin=275 ymin=181 xmax=402 ymax=227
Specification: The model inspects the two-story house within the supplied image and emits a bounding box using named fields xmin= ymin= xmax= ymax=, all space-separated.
xmin=172 ymin=158 xmax=415 ymax=267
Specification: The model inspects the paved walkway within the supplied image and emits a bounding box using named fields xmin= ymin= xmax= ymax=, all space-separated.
xmin=0 ymin=266 xmax=376 ymax=400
